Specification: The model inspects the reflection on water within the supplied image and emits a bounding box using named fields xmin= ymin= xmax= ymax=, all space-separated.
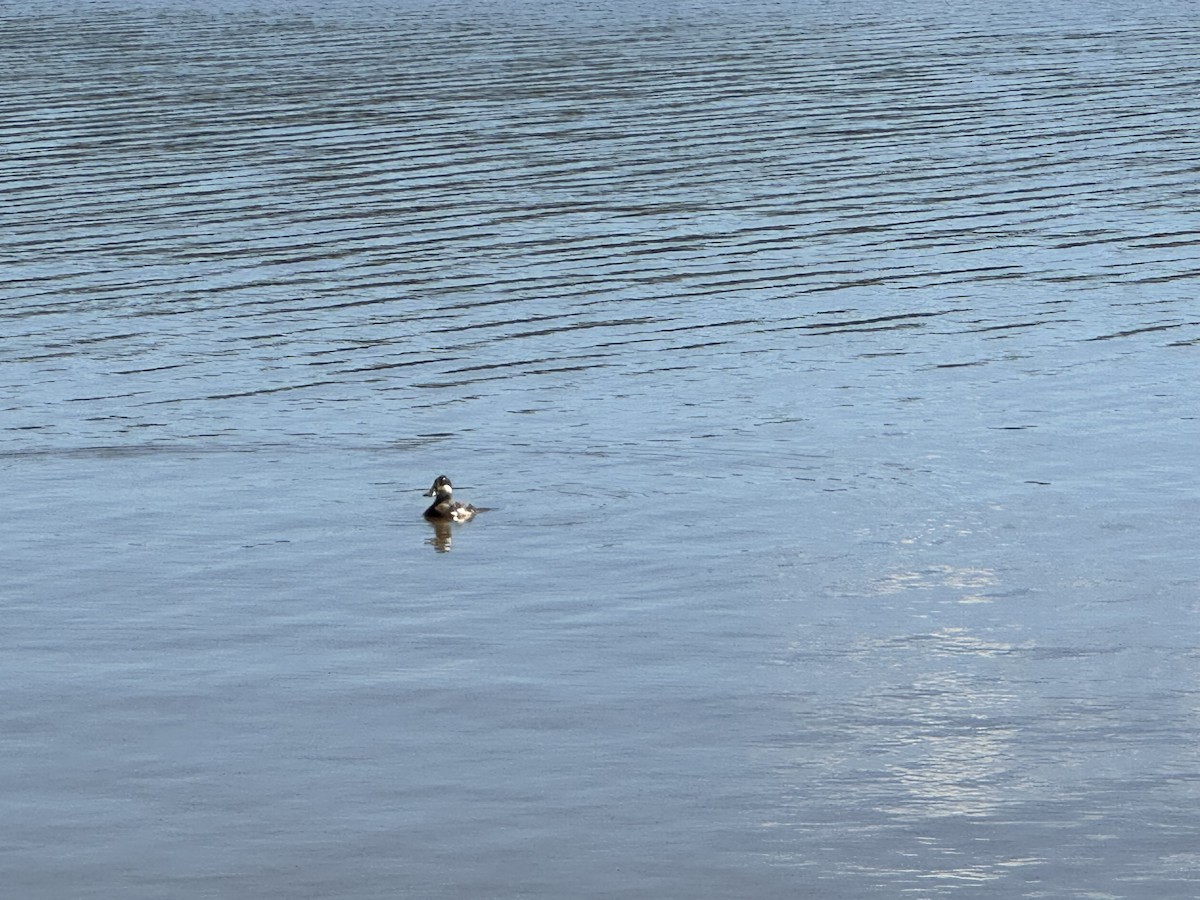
xmin=881 ymin=671 xmax=1017 ymax=818
xmin=3 ymin=0 xmax=1200 ymax=896
xmin=425 ymin=518 xmax=456 ymax=553
xmin=874 ymin=566 xmax=1000 ymax=599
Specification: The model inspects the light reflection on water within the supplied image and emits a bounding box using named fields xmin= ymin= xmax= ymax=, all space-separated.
xmin=3 ymin=0 xmax=1200 ymax=896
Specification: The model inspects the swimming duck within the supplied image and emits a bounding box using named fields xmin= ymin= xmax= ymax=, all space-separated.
xmin=423 ymin=475 xmax=478 ymax=522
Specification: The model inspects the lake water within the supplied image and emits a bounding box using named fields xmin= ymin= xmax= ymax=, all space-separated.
xmin=3 ymin=0 xmax=1200 ymax=896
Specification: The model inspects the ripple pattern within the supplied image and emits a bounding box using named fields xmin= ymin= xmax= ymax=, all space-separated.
xmin=2 ymin=0 xmax=1200 ymax=449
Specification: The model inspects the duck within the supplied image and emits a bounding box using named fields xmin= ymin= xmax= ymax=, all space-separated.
xmin=423 ymin=475 xmax=478 ymax=522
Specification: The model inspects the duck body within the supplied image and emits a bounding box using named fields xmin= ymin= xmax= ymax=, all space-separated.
xmin=423 ymin=475 xmax=478 ymax=522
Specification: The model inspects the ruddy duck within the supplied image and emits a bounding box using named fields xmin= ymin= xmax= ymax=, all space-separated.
xmin=423 ymin=475 xmax=478 ymax=522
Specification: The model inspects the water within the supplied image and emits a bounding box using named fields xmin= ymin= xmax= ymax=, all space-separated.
xmin=3 ymin=0 xmax=1200 ymax=896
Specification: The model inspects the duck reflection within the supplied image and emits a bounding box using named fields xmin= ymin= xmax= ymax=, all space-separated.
xmin=426 ymin=518 xmax=455 ymax=553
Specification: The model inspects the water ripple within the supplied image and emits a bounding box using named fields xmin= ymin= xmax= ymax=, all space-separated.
xmin=2 ymin=2 xmax=1199 ymax=451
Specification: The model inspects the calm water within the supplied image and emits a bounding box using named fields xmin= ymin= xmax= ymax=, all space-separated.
xmin=3 ymin=0 xmax=1200 ymax=896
